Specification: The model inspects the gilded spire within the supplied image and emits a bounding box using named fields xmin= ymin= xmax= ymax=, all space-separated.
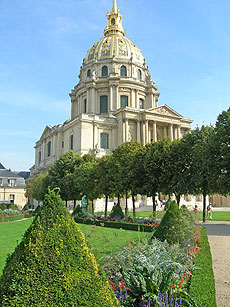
xmin=112 ymin=0 xmax=117 ymax=12
xmin=104 ymin=0 xmax=125 ymax=37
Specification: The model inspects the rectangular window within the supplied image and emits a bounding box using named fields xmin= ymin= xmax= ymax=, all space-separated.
xmin=84 ymin=99 xmax=87 ymax=113
xmin=139 ymin=98 xmax=144 ymax=109
xmin=10 ymin=194 xmax=15 ymax=200
xmin=120 ymin=95 xmax=128 ymax=108
xmin=0 ymin=178 xmax=2 ymax=185
xmin=47 ymin=141 xmax=51 ymax=157
xmin=100 ymin=133 xmax=109 ymax=149
xmin=62 ymin=141 xmax=64 ymax=148
xmin=70 ymin=135 xmax=74 ymax=150
xmin=100 ymin=96 xmax=108 ymax=113
xmin=8 ymin=179 xmax=16 ymax=187
xmin=38 ymin=151 xmax=41 ymax=164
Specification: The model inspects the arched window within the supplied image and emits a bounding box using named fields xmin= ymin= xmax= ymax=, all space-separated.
xmin=120 ymin=65 xmax=127 ymax=77
xmin=102 ymin=66 xmax=108 ymax=77
xmin=120 ymin=96 xmax=128 ymax=108
xmin=137 ymin=69 xmax=142 ymax=80
xmin=100 ymin=96 xmax=108 ymax=113
xmin=70 ymin=135 xmax=74 ymax=150
xmin=87 ymin=69 xmax=91 ymax=77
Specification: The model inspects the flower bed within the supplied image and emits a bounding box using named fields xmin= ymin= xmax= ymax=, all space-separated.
xmin=74 ymin=217 xmax=158 ymax=232
xmin=0 ymin=213 xmax=32 ymax=223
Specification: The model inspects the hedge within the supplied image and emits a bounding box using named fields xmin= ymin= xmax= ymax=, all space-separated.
xmin=0 ymin=213 xmax=32 ymax=223
xmin=189 ymin=227 xmax=216 ymax=307
xmin=74 ymin=217 xmax=156 ymax=232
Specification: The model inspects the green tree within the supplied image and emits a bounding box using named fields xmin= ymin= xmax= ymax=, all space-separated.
xmin=213 ymin=107 xmax=230 ymax=194
xmin=96 ymin=155 xmax=116 ymax=217
xmin=0 ymin=189 xmax=119 ymax=306
xmin=144 ymin=139 xmax=171 ymax=217
xmin=112 ymin=142 xmax=143 ymax=217
xmin=25 ymin=172 xmax=48 ymax=201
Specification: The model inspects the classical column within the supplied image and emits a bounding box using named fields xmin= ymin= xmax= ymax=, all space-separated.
xmin=93 ymin=123 xmax=98 ymax=149
xmin=86 ymin=88 xmax=90 ymax=113
xmin=92 ymin=87 xmax=96 ymax=113
xmin=169 ymin=124 xmax=174 ymax=141
xmin=125 ymin=119 xmax=129 ymax=142
xmin=135 ymin=89 xmax=138 ymax=108
xmin=122 ymin=119 xmax=126 ymax=142
xmin=110 ymin=85 xmax=113 ymax=111
xmin=115 ymin=85 xmax=118 ymax=110
xmin=163 ymin=126 xmax=167 ymax=138
xmin=137 ymin=120 xmax=141 ymax=142
xmin=153 ymin=120 xmax=157 ymax=142
xmin=142 ymin=121 xmax=146 ymax=145
xmin=177 ymin=125 xmax=181 ymax=139
xmin=52 ymin=134 xmax=56 ymax=157
xmin=145 ymin=120 xmax=149 ymax=144
xmin=153 ymin=95 xmax=156 ymax=107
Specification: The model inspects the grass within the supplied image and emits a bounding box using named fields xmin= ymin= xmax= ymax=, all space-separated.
xmin=96 ymin=210 xmax=230 ymax=221
xmin=78 ymin=224 xmax=150 ymax=262
xmin=0 ymin=218 xmax=33 ymax=275
xmin=189 ymin=227 xmax=216 ymax=307
xmin=0 ymin=217 xmax=149 ymax=276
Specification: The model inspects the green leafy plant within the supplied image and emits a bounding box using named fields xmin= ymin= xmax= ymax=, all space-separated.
xmin=110 ymin=203 xmax=125 ymax=219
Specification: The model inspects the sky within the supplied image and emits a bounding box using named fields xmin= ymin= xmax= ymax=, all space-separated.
xmin=0 ymin=0 xmax=230 ymax=171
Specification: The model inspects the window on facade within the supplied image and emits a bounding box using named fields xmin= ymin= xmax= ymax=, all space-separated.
xmin=87 ymin=69 xmax=91 ymax=77
xmin=102 ymin=66 xmax=108 ymax=77
xmin=84 ymin=99 xmax=87 ymax=113
xmin=120 ymin=65 xmax=127 ymax=77
xmin=100 ymin=133 xmax=109 ymax=149
xmin=47 ymin=141 xmax=51 ymax=157
xmin=70 ymin=135 xmax=74 ymax=150
xmin=10 ymin=194 xmax=15 ymax=204
xmin=139 ymin=98 xmax=144 ymax=109
xmin=100 ymin=96 xmax=108 ymax=113
xmin=38 ymin=151 xmax=41 ymax=164
xmin=62 ymin=141 xmax=64 ymax=148
xmin=111 ymin=18 xmax=115 ymax=25
xmin=8 ymin=179 xmax=16 ymax=187
xmin=137 ymin=69 xmax=142 ymax=80
xmin=120 ymin=95 xmax=128 ymax=108
xmin=0 ymin=178 xmax=2 ymax=185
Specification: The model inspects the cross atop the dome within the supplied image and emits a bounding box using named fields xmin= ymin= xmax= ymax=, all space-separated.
xmin=104 ymin=0 xmax=125 ymax=37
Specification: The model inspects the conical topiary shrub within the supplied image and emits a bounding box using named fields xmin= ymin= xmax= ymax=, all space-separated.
xmin=152 ymin=200 xmax=188 ymax=245
xmin=110 ymin=203 xmax=124 ymax=219
xmin=0 ymin=189 xmax=120 ymax=307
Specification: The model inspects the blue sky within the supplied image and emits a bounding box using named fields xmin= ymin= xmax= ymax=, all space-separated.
xmin=0 ymin=0 xmax=230 ymax=171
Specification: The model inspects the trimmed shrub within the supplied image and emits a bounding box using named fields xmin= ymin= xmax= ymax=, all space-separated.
xmin=110 ymin=203 xmax=125 ymax=219
xmin=75 ymin=217 xmax=156 ymax=232
xmin=0 ymin=189 xmax=119 ymax=307
xmin=72 ymin=204 xmax=84 ymax=217
xmin=152 ymin=201 xmax=190 ymax=245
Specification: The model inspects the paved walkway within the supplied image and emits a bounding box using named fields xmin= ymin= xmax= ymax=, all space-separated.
xmin=202 ymin=221 xmax=230 ymax=307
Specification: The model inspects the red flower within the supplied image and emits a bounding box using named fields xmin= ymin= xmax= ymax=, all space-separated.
xmin=172 ymin=284 xmax=176 ymax=289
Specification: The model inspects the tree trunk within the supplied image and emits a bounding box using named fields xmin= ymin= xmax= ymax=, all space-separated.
xmin=175 ymin=194 xmax=181 ymax=205
xmin=92 ymin=200 xmax=94 ymax=216
xmin=125 ymin=191 xmax=128 ymax=217
xmin=202 ymin=191 xmax=206 ymax=223
xmin=65 ymin=200 xmax=68 ymax=208
xmin=73 ymin=199 xmax=76 ymax=209
xmin=117 ymin=194 xmax=120 ymax=206
xmin=105 ymin=195 xmax=108 ymax=218
xmin=152 ymin=195 xmax=156 ymax=218
xmin=132 ymin=194 xmax=136 ymax=219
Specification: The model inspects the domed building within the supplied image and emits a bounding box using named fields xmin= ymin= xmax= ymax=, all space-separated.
xmin=32 ymin=0 xmax=192 ymax=176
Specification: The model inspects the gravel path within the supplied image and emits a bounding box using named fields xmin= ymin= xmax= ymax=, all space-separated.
xmin=202 ymin=221 xmax=230 ymax=307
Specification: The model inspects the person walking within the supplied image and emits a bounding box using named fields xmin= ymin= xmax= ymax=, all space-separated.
xmin=207 ymin=203 xmax=213 ymax=220
xmin=194 ymin=205 xmax=199 ymax=223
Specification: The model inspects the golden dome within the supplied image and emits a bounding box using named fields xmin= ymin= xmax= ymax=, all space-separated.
xmin=83 ymin=0 xmax=145 ymax=66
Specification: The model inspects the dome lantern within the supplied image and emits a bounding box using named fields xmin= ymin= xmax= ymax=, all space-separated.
xmin=104 ymin=0 xmax=125 ymax=37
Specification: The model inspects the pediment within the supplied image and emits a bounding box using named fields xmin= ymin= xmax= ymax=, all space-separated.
xmin=40 ymin=125 xmax=52 ymax=140
xmin=149 ymin=104 xmax=183 ymax=118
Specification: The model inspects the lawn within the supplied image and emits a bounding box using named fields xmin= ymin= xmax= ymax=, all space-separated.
xmin=0 ymin=218 xmax=33 ymax=275
xmin=0 ymin=218 xmax=149 ymax=276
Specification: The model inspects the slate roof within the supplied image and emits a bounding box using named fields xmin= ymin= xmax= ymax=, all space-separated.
xmin=0 ymin=163 xmax=5 ymax=169
xmin=0 ymin=169 xmax=22 ymax=178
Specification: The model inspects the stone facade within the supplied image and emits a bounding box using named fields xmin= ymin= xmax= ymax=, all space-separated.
xmin=0 ymin=165 xmax=27 ymax=210
xmin=31 ymin=0 xmax=192 ymax=177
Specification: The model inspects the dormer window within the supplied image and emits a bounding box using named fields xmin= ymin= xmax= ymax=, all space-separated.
xmin=111 ymin=18 xmax=115 ymax=25
xmin=87 ymin=69 xmax=91 ymax=77
xmin=137 ymin=69 xmax=142 ymax=80
xmin=120 ymin=66 xmax=127 ymax=77
xmin=8 ymin=179 xmax=16 ymax=187
xmin=102 ymin=66 xmax=108 ymax=77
